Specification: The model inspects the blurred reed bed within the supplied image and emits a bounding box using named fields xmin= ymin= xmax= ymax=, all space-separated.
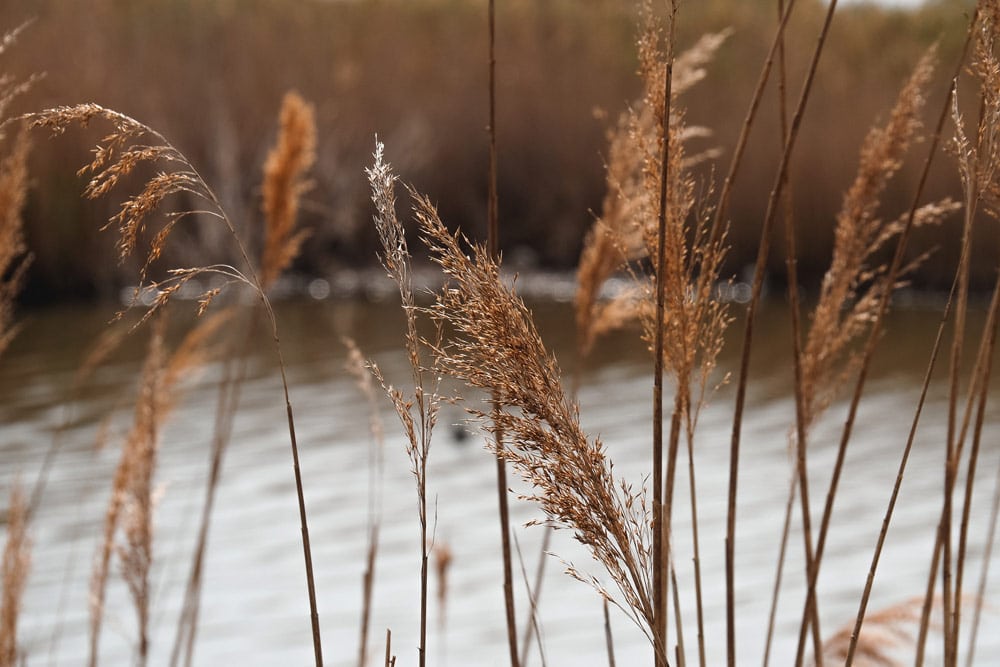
xmin=0 ymin=0 xmax=989 ymax=304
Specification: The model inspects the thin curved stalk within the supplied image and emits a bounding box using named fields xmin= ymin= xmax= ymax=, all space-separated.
xmin=683 ymin=425 xmax=706 ymax=667
xmin=487 ymin=2 xmax=519 ymax=665
xmin=171 ymin=322 xmax=253 ymax=667
xmin=844 ymin=284 xmax=956 ymax=666
xmin=519 ymin=524 xmax=552 ymax=666
xmin=604 ymin=598 xmax=617 ymax=667
xmin=727 ymin=3 xmax=841 ymax=665
xmin=964 ymin=450 xmax=1000 ymax=667
xmin=669 ymin=563 xmax=686 ymax=667
xmin=653 ymin=4 xmax=678 ymax=664
xmin=772 ymin=0 xmax=824 ymax=658
xmin=762 ymin=474 xmax=796 ymax=667
xmin=180 ymin=141 xmax=325 ymax=667
xmin=707 ymin=0 xmax=799 ymax=248
xmin=952 ymin=277 xmax=1000 ymax=662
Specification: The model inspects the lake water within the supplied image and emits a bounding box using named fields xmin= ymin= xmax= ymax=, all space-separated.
xmin=1 ymin=290 xmax=999 ymax=666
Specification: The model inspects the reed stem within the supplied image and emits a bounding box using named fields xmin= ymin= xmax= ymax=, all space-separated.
xmin=652 ymin=4 xmax=677 ymax=664
xmin=171 ymin=321 xmax=252 ymax=667
xmin=487 ymin=2 xmax=520 ymax=665
xmin=729 ymin=3 xmax=841 ymax=665
xmin=773 ymin=0 xmax=824 ymax=658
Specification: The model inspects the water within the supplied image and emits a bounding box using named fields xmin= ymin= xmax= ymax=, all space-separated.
xmin=1 ymin=295 xmax=998 ymax=666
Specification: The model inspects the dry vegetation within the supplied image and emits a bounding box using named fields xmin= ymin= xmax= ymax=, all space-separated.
xmin=2 ymin=1 xmax=1000 ymax=667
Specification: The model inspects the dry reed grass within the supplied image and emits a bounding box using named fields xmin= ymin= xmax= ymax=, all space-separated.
xmin=817 ymin=598 xmax=928 ymax=667
xmin=0 ymin=28 xmax=32 ymax=667
xmin=344 ymin=335 xmax=386 ymax=667
xmin=261 ymin=91 xmax=315 ymax=290
xmin=27 ymin=94 xmax=325 ymax=665
xmin=911 ymin=6 xmax=1000 ymax=664
xmin=0 ymin=23 xmax=31 ymax=358
xmin=7 ymin=3 xmax=1000 ymax=667
xmin=402 ymin=176 xmax=658 ymax=645
xmin=760 ymin=47 xmax=951 ymax=664
xmin=367 ymin=142 xmax=441 ymax=667
xmin=0 ymin=484 xmax=30 ymax=667
xmin=170 ymin=90 xmax=316 ymax=667
xmin=88 ymin=310 xmax=226 ymax=667
xmin=799 ymin=48 xmax=946 ymax=429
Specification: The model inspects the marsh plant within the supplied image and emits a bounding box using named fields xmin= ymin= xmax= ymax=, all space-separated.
xmin=3 ymin=2 xmax=1000 ymax=667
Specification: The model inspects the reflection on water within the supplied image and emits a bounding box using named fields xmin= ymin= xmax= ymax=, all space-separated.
xmin=1 ymin=296 xmax=998 ymax=666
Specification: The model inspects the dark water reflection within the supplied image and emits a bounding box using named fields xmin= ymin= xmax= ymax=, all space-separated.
xmin=1 ymin=295 xmax=998 ymax=666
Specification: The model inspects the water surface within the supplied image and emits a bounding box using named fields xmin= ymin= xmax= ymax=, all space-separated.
xmin=1 ymin=295 xmax=998 ymax=666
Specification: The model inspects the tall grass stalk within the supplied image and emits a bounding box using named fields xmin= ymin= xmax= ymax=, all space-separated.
xmin=0 ymin=484 xmax=30 ymax=667
xmin=169 ymin=90 xmax=316 ymax=667
xmin=367 ymin=143 xmax=441 ymax=667
xmin=406 ymin=182 xmax=657 ymax=649
xmin=763 ymin=0 xmax=805 ymax=661
xmin=575 ymin=14 xmax=733 ymax=665
xmin=707 ymin=0 xmax=798 ymax=247
xmin=344 ymin=337 xmax=386 ymax=667
xmin=651 ymin=1 xmax=678 ymax=661
xmin=938 ymin=9 xmax=1000 ymax=662
xmin=793 ymin=11 xmax=979 ymax=667
xmin=728 ymin=1 xmax=841 ymax=664
xmin=965 ymin=449 xmax=1000 ymax=667
xmin=95 ymin=310 xmax=224 ymax=666
xmin=0 ymin=47 xmax=30 ymax=660
xmin=487 ymin=2 xmax=520 ymax=664
xmin=842 ymin=281 xmax=956 ymax=666
xmin=951 ymin=277 xmax=1000 ymax=665
xmin=170 ymin=325 xmax=248 ymax=667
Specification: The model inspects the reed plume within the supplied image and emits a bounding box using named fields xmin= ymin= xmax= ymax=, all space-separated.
xmin=572 ymin=25 xmax=732 ymax=664
xmin=171 ymin=90 xmax=315 ymax=667
xmin=574 ymin=28 xmax=731 ymax=362
xmin=30 ymin=100 xmax=326 ymax=665
xmin=367 ymin=142 xmax=441 ymax=667
xmin=1 ymin=484 xmax=30 ymax=667
xmin=799 ymin=47 xmax=945 ymax=428
xmin=402 ymin=178 xmax=656 ymax=643
xmin=27 ymin=104 xmax=268 ymax=318
xmin=815 ymin=598 xmax=926 ymax=667
xmin=261 ymin=91 xmax=315 ymax=290
xmin=791 ymin=45 xmax=952 ymax=667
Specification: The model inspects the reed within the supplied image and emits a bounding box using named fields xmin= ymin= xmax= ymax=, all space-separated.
xmin=170 ymin=90 xmax=316 ymax=667
xmin=25 ymin=100 xmax=325 ymax=666
xmin=0 ymin=26 xmax=32 ymax=667
xmin=367 ymin=142 xmax=441 ymax=667
xmin=344 ymin=336 xmax=386 ymax=667
xmin=0 ymin=25 xmax=30 ymax=358
xmin=8 ymin=2 xmax=1000 ymax=666
xmin=0 ymin=484 xmax=30 ymax=667
xmin=260 ymin=91 xmax=316 ymax=291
